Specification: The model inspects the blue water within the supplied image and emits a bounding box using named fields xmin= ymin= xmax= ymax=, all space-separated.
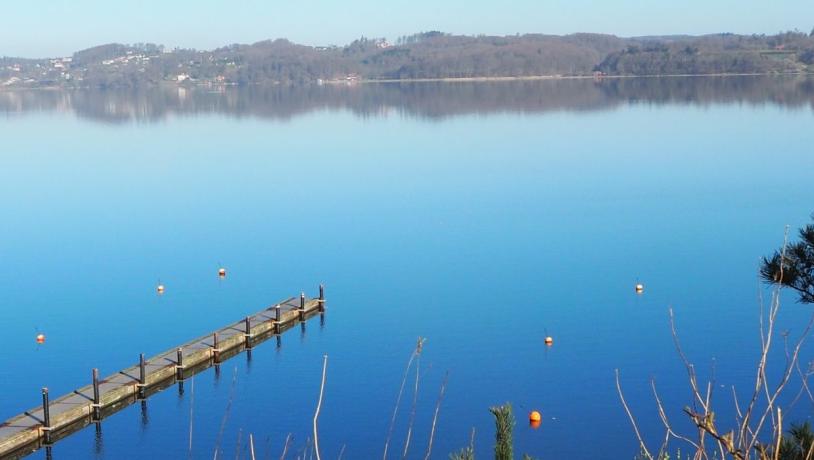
xmin=1 ymin=78 xmax=813 ymax=459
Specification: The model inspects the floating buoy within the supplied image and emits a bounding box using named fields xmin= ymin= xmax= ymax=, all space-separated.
xmin=157 ymin=284 xmax=165 ymax=294
xmin=529 ymin=410 xmax=542 ymax=423
xmin=218 ymin=267 xmax=226 ymax=278
xmin=544 ymin=336 xmax=554 ymax=346
xmin=635 ymin=283 xmax=644 ymax=294
xmin=36 ymin=333 xmax=45 ymax=344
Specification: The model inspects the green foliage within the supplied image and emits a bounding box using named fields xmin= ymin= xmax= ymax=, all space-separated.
xmin=761 ymin=217 xmax=814 ymax=304
xmin=779 ymin=421 xmax=814 ymax=460
xmin=450 ymin=446 xmax=475 ymax=460
xmin=489 ymin=403 xmax=515 ymax=460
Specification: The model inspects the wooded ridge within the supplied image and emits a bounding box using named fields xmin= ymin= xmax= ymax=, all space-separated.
xmin=2 ymin=31 xmax=813 ymax=88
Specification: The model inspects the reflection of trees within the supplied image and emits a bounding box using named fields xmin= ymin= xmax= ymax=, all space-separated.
xmin=1 ymin=76 xmax=813 ymax=123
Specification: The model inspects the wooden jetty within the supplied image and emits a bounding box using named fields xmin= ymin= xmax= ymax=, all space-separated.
xmin=0 ymin=287 xmax=326 ymax=459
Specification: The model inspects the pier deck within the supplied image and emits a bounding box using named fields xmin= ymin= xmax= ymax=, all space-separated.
xmin=0 ymin=290 xmax=325 ymax=459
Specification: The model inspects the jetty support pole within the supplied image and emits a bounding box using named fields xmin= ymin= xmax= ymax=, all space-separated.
xmin=274 ymin=305 xmax=281 ymax=334
xmin=92 ymin=368 xmax=101 ymax=420
xmin=318 ymin=284 xmax=325 ymax=312
xmin=244 ymin=316 xmax=252 ymax=348
xmin=213 ymin=332 xmax=220 ymax=363
xmin=176 ymin=348 xmax=184 ymax=381
xmin=41 ymin=387 xmax=51 ymax=443
xmin=138 ymin=353 xmax=146 ymax=398
xmin=299 ymin=292 xmax=305 ymax=321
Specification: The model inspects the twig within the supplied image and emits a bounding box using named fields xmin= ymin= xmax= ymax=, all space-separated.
xmin=314 ymin=354 xmax=328 ymax=460
xmin=401 ymin=350 xmax=423 ymax=460
xmin=615 ymin=369 xmax=653 ymax=460
xmin=651 ymin=378 xmax=699 ymax=454
xmin=423 ymin=371 xmax=449 ymax=460
xmin=383 ymin=338 xmax=424 ymax=460
xmin=215 ymin=366 xmax=240 ymax=460
xmin=772 ymin=408 xmax=782 ymax=460
xmin=280 ymin=433 xmax=292 ymax=460
xmin=250 ymin=434 xmax=257 ymax=460
xmin=669 ymin=308 xmax=708 ymax=413
xmin=235 ymin=428 xmax=243 ymax=460
xmin=337 ymin=444 xmax=346 ymax=460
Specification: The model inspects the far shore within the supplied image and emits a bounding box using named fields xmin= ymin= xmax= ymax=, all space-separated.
xmin=1 ymin=71 xmax=812 ymax=92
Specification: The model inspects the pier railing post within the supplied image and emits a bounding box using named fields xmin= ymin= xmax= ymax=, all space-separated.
xmin=41 ymin=387 xmax=51 ymax=443
xmin=213 ymin=333 xmax=220 ymax=363
xmin=176 ymin=348 xmax=184 ymax=381
xmin=244 ymin=316 xmax=252 ymax=348
xmin=318 ymin=284 xmax=325 ymax=312
xmin=138 ymin=353 xmax=146 ymax=398
xmin=274 ymin=305 xmax=281 ymax=334
xmin=92 ymin=368 xmax=101 ymax=420
xmin=299 ymin=292 xmax=305 ymax=321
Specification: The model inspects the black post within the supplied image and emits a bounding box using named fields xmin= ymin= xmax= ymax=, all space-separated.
xmin=299 ymin=292 xmax=305 ymax=321
xmin=244 ymin=316 xmax=252 ymax=348
xmin=92 ymin=368 xmax=101 ymax=420
xmin=176 ymin=348 xmax=184 ymax=380
xmin=42 ymin=387 xmax=51 ymax=443
xmin=213 ymin=332 xmax=220 ymax=362
xmin=318 ymin=284 xmax=325 ymax=312
xmin=138 ymin=353 xmax=146 ymax=398
xmin=274 ymin=305 xmax=281 ymax=334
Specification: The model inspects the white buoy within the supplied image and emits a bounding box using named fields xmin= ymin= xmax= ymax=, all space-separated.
xmin=157 ymin=284 xmax=165 ymax=294
xmin=635 ymin=283 xmax=644 ymax=294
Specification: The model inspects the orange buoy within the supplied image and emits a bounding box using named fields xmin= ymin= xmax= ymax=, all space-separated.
xmin=36 ymin=333 xmax=46 ymax=344
xmin=529 ymin=410 xmax=542 ymax=423
xmin=635 ymin=283 xmax=644 ymax=294
xmin=157 ymin=284 xmax=165 ymax=294
xmin=544 ymin=336 xmax=554 ymax=346
xmin=218 ymin=267 xmax=227 ymax=277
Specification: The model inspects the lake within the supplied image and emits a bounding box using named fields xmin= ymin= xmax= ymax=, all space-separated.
xmin=1 ymin=76 xmax=813 ymax=459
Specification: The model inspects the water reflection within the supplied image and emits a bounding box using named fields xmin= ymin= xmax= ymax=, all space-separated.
xmin=93 ymin=422 xmax=103 ymax=456
xmin=1 ymin=76 xmax=813 ymax=123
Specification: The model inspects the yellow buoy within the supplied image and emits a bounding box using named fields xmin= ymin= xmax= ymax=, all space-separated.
xmin=36 ymin=333 xmax=46 ymax=344
xmin=544 ymin=336 xmax=554 ymax=346
xmin=635 ymin=283 xmax=644 ymax=294
xmin=218 ymin=267 xmax=227 ymax=277
xmin=157 ymin=284 xmax=165 ymax=294
xmin=529 ymin=410 xmax=542 ymax=423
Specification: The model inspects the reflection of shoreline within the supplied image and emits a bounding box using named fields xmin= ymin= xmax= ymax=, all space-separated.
xmin=4 ymin=72 xmax=814 ymax=91
xmin=1 ymin=75 xmax=813 ymax=123
xmin=357 ymin=72 xmax=812 ymax=84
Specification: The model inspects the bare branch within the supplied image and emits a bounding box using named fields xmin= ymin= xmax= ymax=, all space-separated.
xmin=313 ymin=355 xmax=328 ymax=460
xmin=616 ymin=369 xmax=653 ymax=460
xmin=423 ymin=371 xmax=449 ymax=460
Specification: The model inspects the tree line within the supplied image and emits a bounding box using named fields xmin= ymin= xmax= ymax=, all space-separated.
xmin=1 ymin=31 xmax=814 ymax=88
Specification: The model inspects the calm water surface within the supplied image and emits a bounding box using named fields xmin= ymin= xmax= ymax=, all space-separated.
xmin=1 ymin=77 xmax=813 ymax=459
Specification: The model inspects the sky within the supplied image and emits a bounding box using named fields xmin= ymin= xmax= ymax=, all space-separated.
xmin=1 ymin=0 xmax=813 ymax=58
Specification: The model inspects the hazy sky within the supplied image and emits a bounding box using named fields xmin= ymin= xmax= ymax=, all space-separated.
xmin=2 ymin=0 xmax=813 ymax=58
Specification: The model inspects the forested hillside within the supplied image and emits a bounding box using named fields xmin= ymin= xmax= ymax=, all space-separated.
xmin=2 ymin=31 xmax=813 ymax=88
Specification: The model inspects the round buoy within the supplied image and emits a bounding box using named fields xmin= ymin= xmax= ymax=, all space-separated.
xmin=36 ymin=333 xmax=45 ymax=344
xmin=157 ymin=284 xmax=165 ymax=294
xmin=218 ymin=268 xmax=226 ymax=277
xmin=635 ymin=283 xmax=644 ymax=294
xmin=529 ymin=410 xmax=542 ymax=423
xmin=544 ymin=336 xmax=554 ymax=346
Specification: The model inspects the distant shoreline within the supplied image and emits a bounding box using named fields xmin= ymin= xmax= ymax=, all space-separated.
xmin=349 ymin=71 xmax=812 ymax=84
xmin=1 ymin=71 xmax=812 ymax=92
